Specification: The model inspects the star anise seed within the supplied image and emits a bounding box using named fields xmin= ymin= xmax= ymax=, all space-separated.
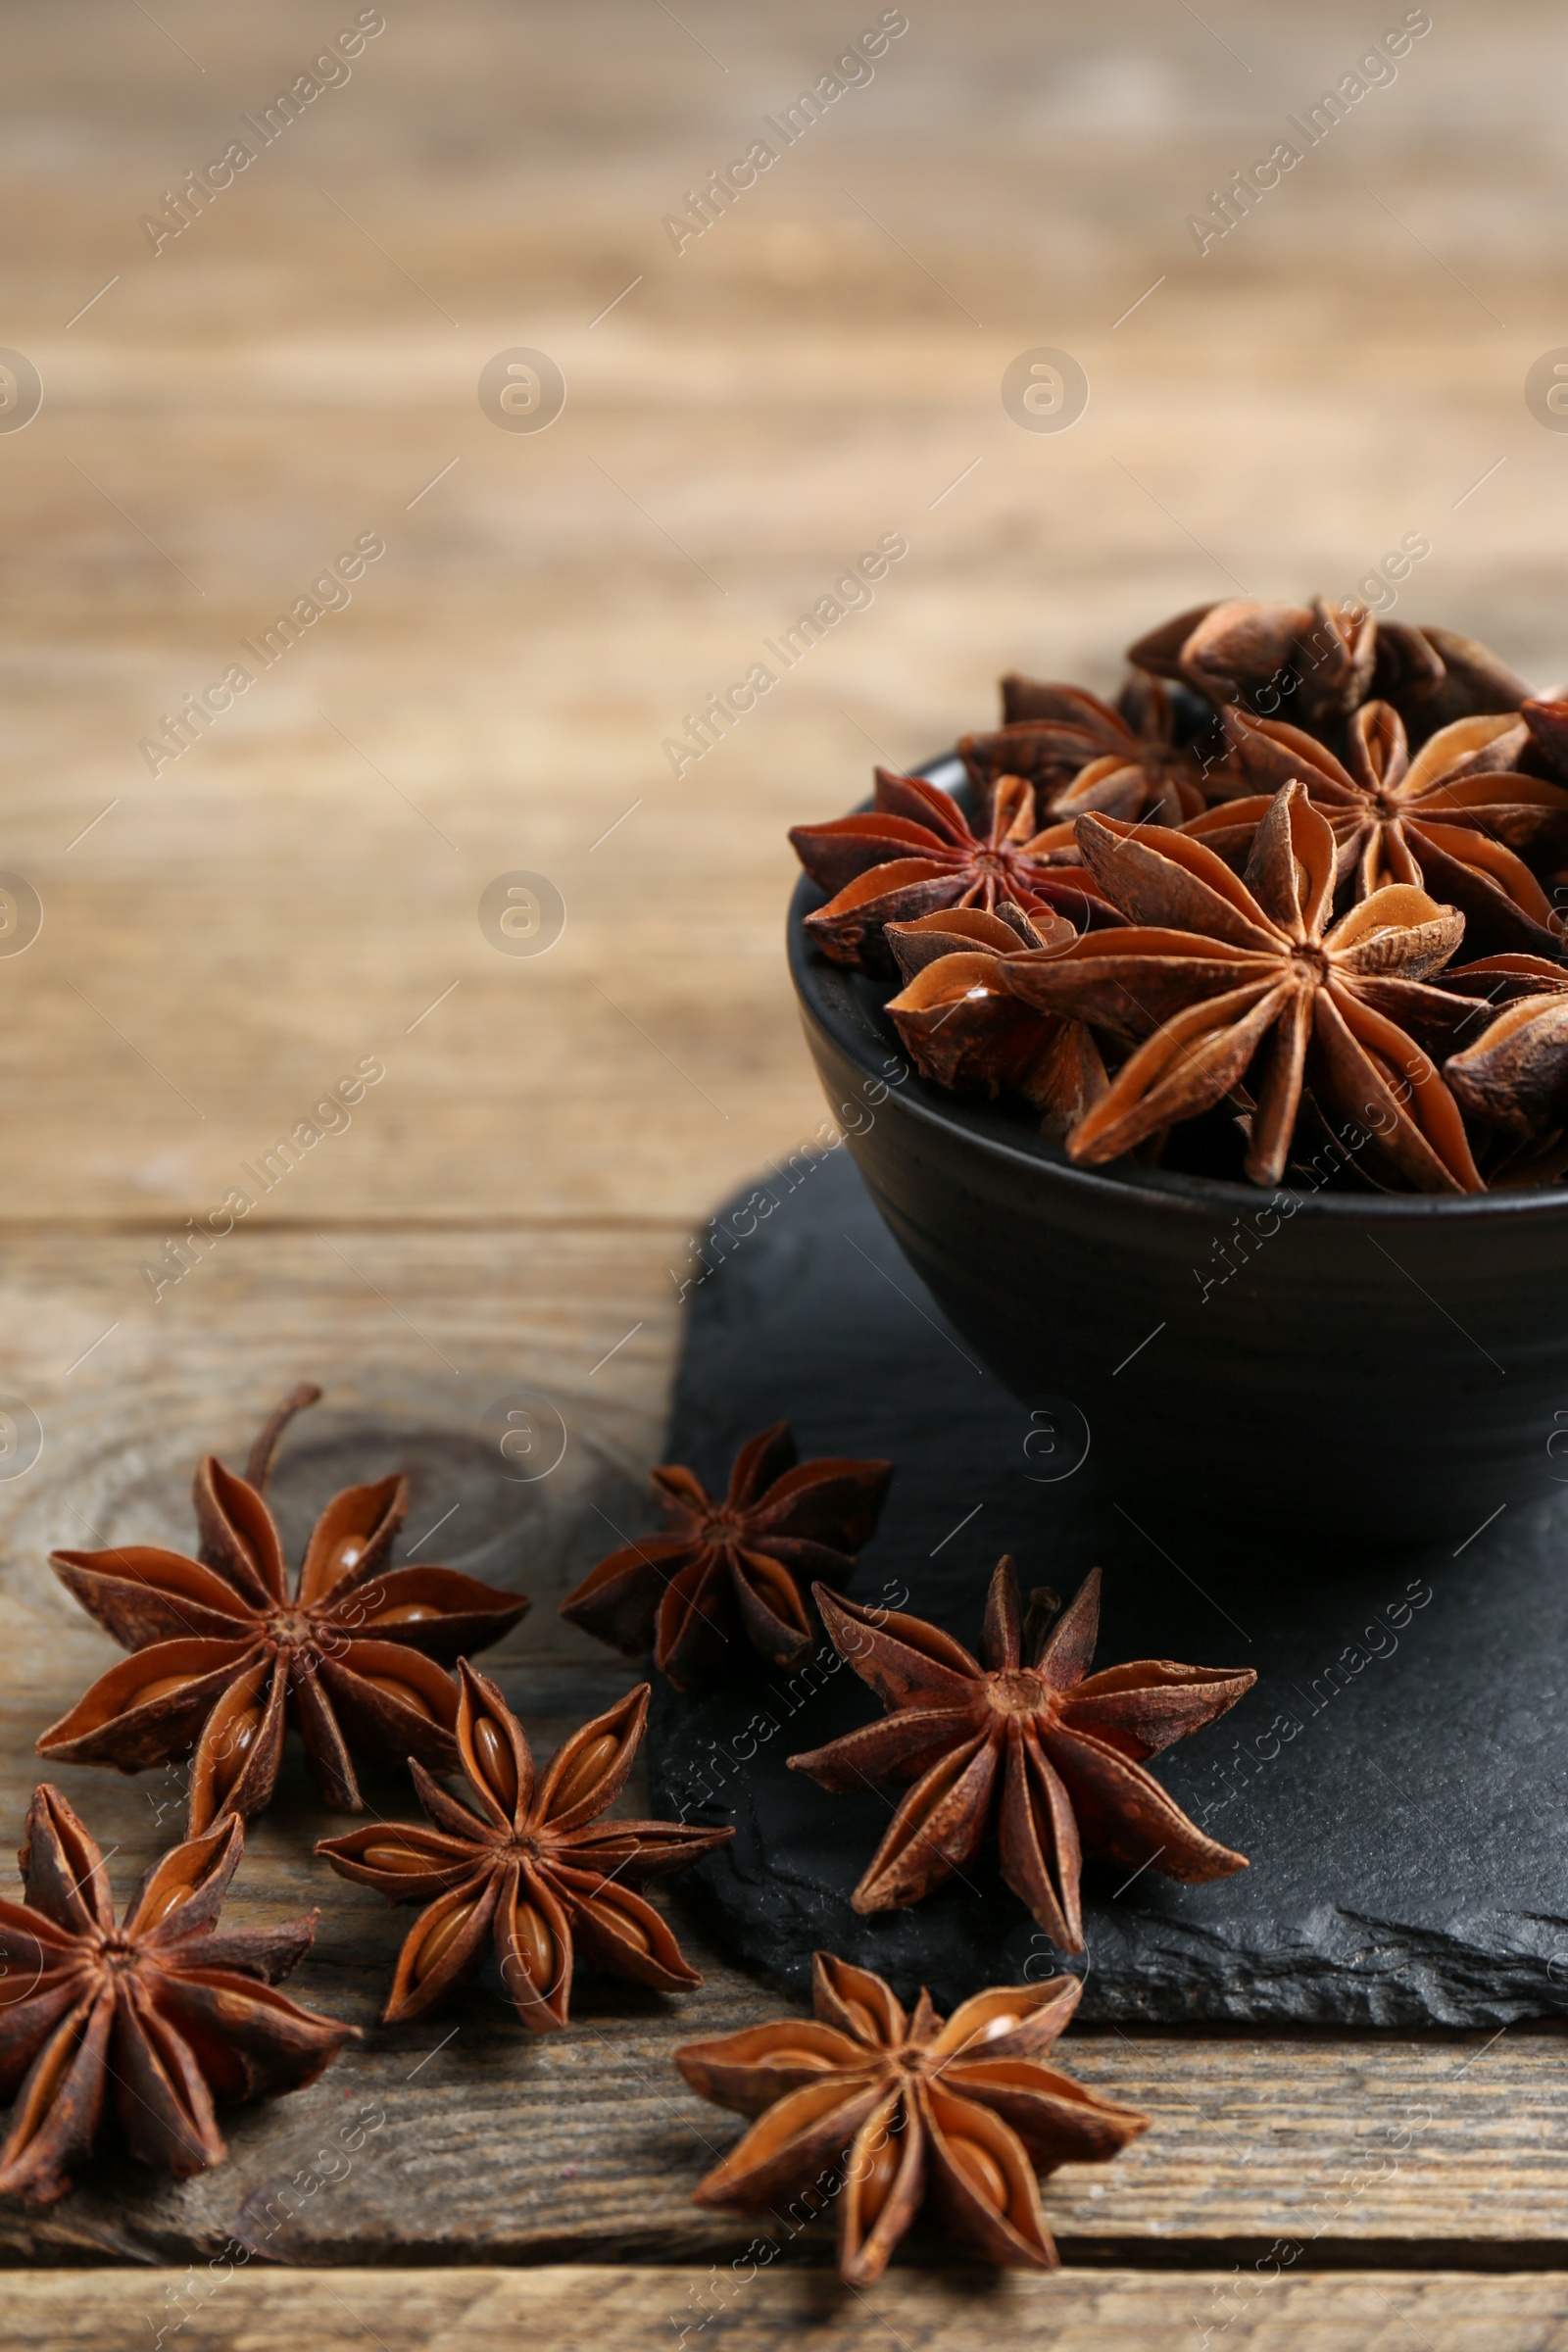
xmin=790 ymin=767 xmax=1117 ymax=972
xmin=959 ymin=672 xmax=1217 ymax=828
xmin=1002 ymin=783 xmax=1484 ymax=1190
xmin=0 ymin=1786 xmax=354 ymax=2205
xmin=560 ymin=1421 xmax=892 ymax=1691
xmin=38 ymin=1385 xmax=529 ymax=1832
xmin=678 ymin=1949 xmax=1148 ymax=2283
xmin=790 ymin=1559 xmax=1254 ymax=1953
xmin=317 ymin=1664 xmax=731 ymax=2033
xmin=1205 ymin=701 xmax=1568 ymax=956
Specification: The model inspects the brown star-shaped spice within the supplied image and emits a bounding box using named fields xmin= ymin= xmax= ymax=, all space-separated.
xmin=1002 ymin=783 xmax=1485 ymax=1190
xmin=0 ymin=1786 xmax=354 ymax=2205
xmin=789 ymin=767 xmax=1117 ymax=971
xmin=790 ymin=1559 xmax=1255 ymax=1953
xmin=883 ymin=904 xmax=1108 ymax=1134
xmin=960 ymin=671 xmax=1216 ymax=827
xmin=1127 ymin=596 xmax=1378 ymax=732
xmin=559 ymin=1422 xmax=892 ymax=1691
xmin=1371 ymin=621 xmax=1533 ymax=742
xmin=1439 ymin=955 xmax=1568 ymax=1159
xmin=1127 ymin=598 xmax=1530 ymax=744
xmin=38 ymin=1385 xmax=529 ymax=1832
xmin=317 ymin=1665 xmax=731 ymax=2032
xmin=677 ymin=1950 xmax=1148 ymax=2282
xmin=1210 ymin=702 xmax=1568 ymax=956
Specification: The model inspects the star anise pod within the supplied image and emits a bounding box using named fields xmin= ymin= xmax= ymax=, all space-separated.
xmin=0 ymin=1785 xmax=354 ymax=2205
xmin=1127 ymin=596 xmax=1378 ymax=732
xmin=883 ymin=904 xmax=1108 ymax=1133
xmin=1439 ymin=955 xmax=1568 ymax=1150
xmin=317 ymin=1665 xmax=731 ymax=2032
xmin=1207 ymin=703 xmax=1568 ymax=956
xmin=1001 ymin=783 xmax=1484 ymax=1190
xmin=959 ymin=671 xmax=1217 ymax=826
xmin=789 ymin=1561 xmax=1254 ymax=1954
xmin=38 ymin=1385 xmax=529 ymax=1833
xmin=677 ymin=1950 xmax=1148 ymax=2283
xmin=559 ymin=1422 xmax=892 ymax=1691
xmin=1371 ymin=622 xmax=1533 ymax=742
xmin=789 ymin=767 xmax=1117 ymax=972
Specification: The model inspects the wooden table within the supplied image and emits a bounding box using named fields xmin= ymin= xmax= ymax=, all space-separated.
xmin=4 ymin=1 xmax=1566 ymax=2339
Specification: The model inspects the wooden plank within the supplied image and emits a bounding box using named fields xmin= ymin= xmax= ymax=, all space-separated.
xmin=10 ymin=2267 xmax=1568 ymax=2352
xmin=3 ymin=1227 xmax=1568 ymax=2264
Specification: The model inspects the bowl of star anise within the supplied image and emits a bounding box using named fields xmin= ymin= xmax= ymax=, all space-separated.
xmin=787 ymin=599 xmax=1568 ymax=1555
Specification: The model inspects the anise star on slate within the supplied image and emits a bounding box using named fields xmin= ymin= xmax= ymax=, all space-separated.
xmin=0 ymin=1785 xmax=354 ymax=2205
xmin=1001 ymin=782 xmax=1484 ymax=1191
xmin=560 ymin=1421 xmax=892 ymax=1691
xmin=678 ymin=1950 xmax=1148 ymax=2282
xmin=883 ymin=904 xmax=1108 ymax=1134
xmin=789 ymin=766 xmax=1117 ymax=971
xmin=791 ymin=1561 xmax=1254 ymax=1953
xmin=1208 ymin=702 xmax=1568 ymax=957
xmin=317 ymin=1665 xmax=731 ymax=2033
xmin=38 ymin=1385 xmax=529 ymax=1832
xmin=959 ymin=670 xmax=1216 ymax=827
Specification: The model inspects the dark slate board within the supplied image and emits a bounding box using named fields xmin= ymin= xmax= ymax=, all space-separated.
xmin=646 ymin=1148 xmax=1568 ymax=2027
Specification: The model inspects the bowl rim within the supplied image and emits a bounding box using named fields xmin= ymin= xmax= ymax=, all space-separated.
xmin=786 ymin=752 xmax=1568 ymax=1227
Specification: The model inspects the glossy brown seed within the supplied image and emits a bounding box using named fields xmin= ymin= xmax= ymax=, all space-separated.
xmin=413 ymin=1900 xmax=476 ymax=1982
xmin=140 ymin=1884 xmax=193 ymax=1930
xmin=858 ymin=2132 xmax=901 ymax=2227
xmin=366 ymin=1602 xmax=441 ymax=1627
xmin=511 ymin=1899 xmax=555 ymax=1982
xmin=363 ymin=1673 xmax=435 ymax=1722
xmin=212 ymin=1705 xmax=263 ymax=1799
xmin=840 ymin=1996 xmax=881 ymax=2042
xmin=584 ymin=1897 xmax=650 ymax=1952
xmin=329 ymin=1537 xmax=366 ymax=1580
xmin=949 ymin=2133 xmax=1008 ymax=2213
xmin=361 ymin=1841 xmax=437 ymax=1875
xmin=472 ymin=1717 xmax=518 ymax=1809
xmin=552 ymin=1732 xmax=617 ymax=1813
xmin=133 ymin=1674 xmax=195 ymax=1709
xmin=762 ymin=2045 xmax=836 ymax=2071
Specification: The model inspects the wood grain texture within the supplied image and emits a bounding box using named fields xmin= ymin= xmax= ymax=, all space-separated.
xmin=11 ymin=2267 xmax=1568 ymax=2351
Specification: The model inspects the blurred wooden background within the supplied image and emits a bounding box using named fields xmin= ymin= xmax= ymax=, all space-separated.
xmin=3 ymin=0 xmax=1568 ymax=2340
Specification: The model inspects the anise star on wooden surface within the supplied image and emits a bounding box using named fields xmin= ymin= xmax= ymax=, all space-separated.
xmin=38 ymin=1384 xmax=529 ymax=1833
xmin=1002 ymin=782 xmax=1485 ymax=1190
xmin=789 ymin=766 xmax=1117 ymax=971
xmin=789 ymin=1560 xmax=1255 ymax=1955
xmin=958 ymin=671 xmax=1216 ymax=828
xmin=0 ymin=1785 xmax=354 ymax=2206
xmin=317 ymin=1665 xmax=732 ymax=2032
xmin=883 ymin=904 xmax=1108 ymax=1134
xmin=677 ymin=1950 xmax=1148 ymax=2282
xmin=1206 ymin=702 xmax=1568 ymax=957
xmin=559 ymin=1421 xmax=892 ymax=1690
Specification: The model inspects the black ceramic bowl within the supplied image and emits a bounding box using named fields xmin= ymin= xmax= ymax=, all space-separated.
xmin=787 ymin=756 xmax=1568 ymax=1558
